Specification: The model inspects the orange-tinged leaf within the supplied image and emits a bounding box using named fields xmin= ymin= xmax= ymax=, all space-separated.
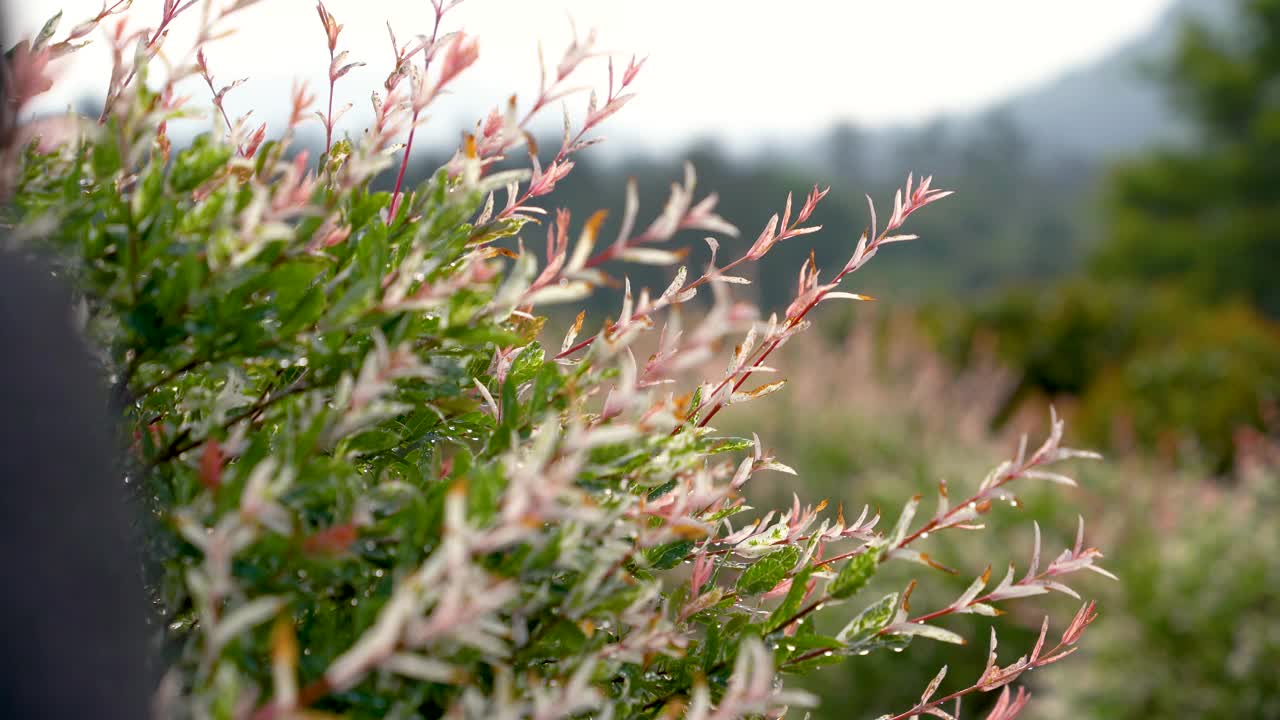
xmin=271 ymin=615 xmax=298 ymax=667
xmin=199 ymin=439 xmax=224 ymax=491
xmin=302 ymin=523 xmax=357 ymax=556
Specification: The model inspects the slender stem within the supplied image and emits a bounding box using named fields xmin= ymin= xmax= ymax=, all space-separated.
xmin=903 ymin=603 xmax=972 ymax=628
xmin=196 ymin=62 xmax=236 ymax=134
xmin=872 ymin=635 xmax=1077 ymax=720
xmin=759 ymin=545 xmax=876 ymax=636
xmin=783 ymin=646 xmax=835 ymax=667
xmin=493 ymin=139 xmax=576 ymax=223
xmin=580 ymin=228 xmax=656 ymax=269
xmin=553 ymin=255 xmax=752 ymax=361
xmin=695 ymin=228 xmax=885 ymax=429
xmin=99 ymin=4 xmax=184 ymax=123
xmin=324 ymin=69 xmax=336 ymax=155
xmin=811 ymin=545 xmax=870 ymax=570
xmin=387 ymin=7 xmax=443 ymax=222
xmin=386 ymin=115 xmax=419 ymax=221
xmin=892 ymin=460 xmax=1029 ymax=552
xmin=493 ymin=79 xmax=621 ymax=225
xmin=767 ymin=597 xmax=825 ymax=636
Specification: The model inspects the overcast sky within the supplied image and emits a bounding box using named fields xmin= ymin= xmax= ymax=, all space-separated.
xmin=12 ymin=0 xmax=1174 ymax=152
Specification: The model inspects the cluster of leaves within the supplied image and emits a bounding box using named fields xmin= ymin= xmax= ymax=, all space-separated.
xmin=5 ymin=3 xmax=1108 ymax=719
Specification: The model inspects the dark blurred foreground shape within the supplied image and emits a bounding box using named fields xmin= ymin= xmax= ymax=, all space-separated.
xmin=0 ymin=10 xmax=152 ymax=718
xmin=0 ymin=255 xmax=152 ymax=719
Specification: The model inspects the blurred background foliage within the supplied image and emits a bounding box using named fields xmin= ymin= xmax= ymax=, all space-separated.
xmin=726 ymin=326 xmax=1280 ymax=718
xmin=755 ymin=1 xmax=1280 ymax=714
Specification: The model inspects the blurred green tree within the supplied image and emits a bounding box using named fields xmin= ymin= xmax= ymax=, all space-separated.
xmin=1093 ymin=0 xmax=1280 ymax=317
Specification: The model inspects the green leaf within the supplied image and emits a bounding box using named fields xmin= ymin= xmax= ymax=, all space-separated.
xmin=521 ymin=618 xmax=587 ymax=660
xmin=325 ymin=277 xmax=377 ymax=324
xmin=708 ymin=437 xmax=754 ymax=455
xmin=131 ymin=163 xmax=166 ymax=219
xmin=645 ymin=479 xmax=678 ymax=502
xmin=837 ymin=592 xmax=898 ymax=646
xmin=829 ymin=547 xmax=878 ymax=600
xmin=349 ymin=190 xmax=391 ymax=231
xmin=91 ymin=132 xmax=122 ymax=177
xmin=737 ymin=546 xmax=800 ymax=596
xmin=345 ymin=429 xmax=401 ymax=455
xmin=466 ymin=464 xmax=505 ymax=525
xmin=644 ymin=540 xmax=695 ymax=571
xmin=178 ymin=187 xmax=228 ymax=234
xmin=268 ymin=260 xmax=324 ymax=310
xmin=777 ymin=633 xmax=846 ymax=673
xmin=590 ymin=585 xmax=645 ymax=615
xmin=171 ymin=135 xmax=232 ymax=192
xmin=686 ymin=385 xmax=704 ymax=425
xmin=767 ymin=565 xmax=814 ymax=632
xmin=508 ymin=344 xmax=545 ymax=387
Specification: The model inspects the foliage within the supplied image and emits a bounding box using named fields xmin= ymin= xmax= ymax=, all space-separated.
xmin=540 ymin=111 xmax=1097 ymax=316
xmin=732 ymin=327 xmax=1280 ymax=719
xmin=1040 ymin=458 xmax=1280 ymax=719
xmin=4 ymin=3 xmax=1107 ymax=718
xmin=921 ymin=0 xmax=1280 ymax=472
xmin=1076 ymin=303 xmax=1280 ymax=468
xmin=1091 ymin=0 xmax=1280 ymax=317
xmin=732 ymin=329 xmax=1088 ymax=718
xmin=923 ymin=280 xmax=1280 ymax=470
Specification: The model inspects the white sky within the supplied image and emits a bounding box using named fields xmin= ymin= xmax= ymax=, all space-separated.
xmin=12 ymin=0 xmax=1174 ymax=152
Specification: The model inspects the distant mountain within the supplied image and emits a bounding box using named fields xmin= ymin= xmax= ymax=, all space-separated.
xmin=981 ymin=0 xmax=1234 ymax=160
xmin=791 ymin=0 xmax=1235 ymax=177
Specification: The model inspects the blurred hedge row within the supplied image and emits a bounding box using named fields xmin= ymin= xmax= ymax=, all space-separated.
xmin=921 ymin=281 xmax=1280 ymax=472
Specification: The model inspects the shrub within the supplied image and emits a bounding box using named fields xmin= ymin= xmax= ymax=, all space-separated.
xmin=1090 ymin=0 xmax=1280 ymax=320
xmin=1040 ymin=458 xmax=1280 ymax=719
xmin=1076 ymin=303 xmax=1280 ymax=469
xmin=923 ymin=279 xmax=1280 ymax=471
xmin=730 ymin=328 xmax=1095 ymax=718
xmin=5 ymin=3 xmax=1109 ymax=718
xmin=730 ymin=325 xmax=1280 ymax=718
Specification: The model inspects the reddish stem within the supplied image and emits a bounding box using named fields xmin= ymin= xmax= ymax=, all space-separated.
xmin=323 ymin=72 xmax=336 ymax=155
xmin=695 ymin=222 xmax=896 ymax=429
xmin=694 ymin=297 xmax=813 ymax=430
xmin=892 ymin=459 xmax=1031 ymax=552
xmin=553 ymin=254 xmax=752 ymax=361
xmin=811 ymin=545 xmax=870 ymax=569
xmin=768 ymin=597 xmax=825 ymax=635
xmin=99 ymin=5 xmax=183 ymax=123
xmin=580 ymin=229 xmax=655 ymax=269
xmin=494 ymin=77 xmax=635 ymax=225
xmin=387 ymin=8 xmax=444 ymax=222
xmin=387 ymin=115 xmax=419 ymax=221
